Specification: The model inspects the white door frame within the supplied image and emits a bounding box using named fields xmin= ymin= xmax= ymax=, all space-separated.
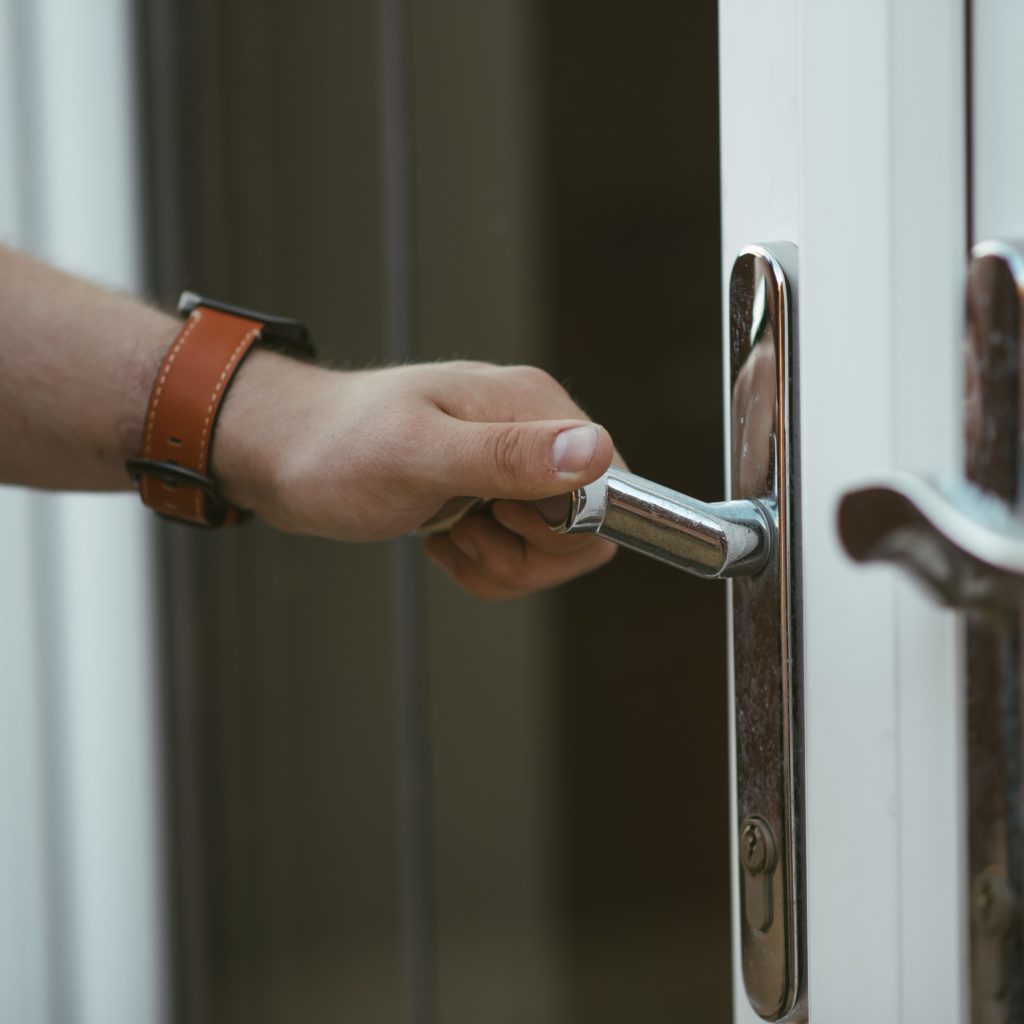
xmin=721 ymin=1 xmax=966 ymax=1019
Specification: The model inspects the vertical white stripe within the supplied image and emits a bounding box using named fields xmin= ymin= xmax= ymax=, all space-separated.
xmin=44 ymin=500 xmax=164 ymax=1024
xmin=0 ymin=0 xmax=167 ymax=1021
xmin=0 ymin=490 xmax=56 ymax=1024
xmin=799 ymin=0 xmax=964 ymax=1020
xmin=0 ymin=2 xmax=57 ymax=1020
xmin=888 ymin=5 xmax=966 ymax=1022
xmin=972 ymin=1 xmax=1024 ymax=242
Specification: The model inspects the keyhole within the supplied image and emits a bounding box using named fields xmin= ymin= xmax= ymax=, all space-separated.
xmin=972 ymin=867 xmax=1016 ymax=1000
xmin=739 ymin=816 xmax=777 ymax=935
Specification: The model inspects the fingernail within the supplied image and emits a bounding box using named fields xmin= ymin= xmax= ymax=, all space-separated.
xmin=552 ymin=424 xmax=598 ymax=473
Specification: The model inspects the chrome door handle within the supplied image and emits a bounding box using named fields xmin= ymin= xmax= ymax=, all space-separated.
xmin=535 ymin=467 xmax=773 ymax=578
xmin=837 ymin=240 xmax=1024 ymax=1021
xmin=536 ymin=244 xmax=806 ymax=1022
xmin=839 ymin=471 xmax=1024 ymax=609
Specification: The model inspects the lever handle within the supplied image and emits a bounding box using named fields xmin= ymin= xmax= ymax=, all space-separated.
xmin=534 ymin=243 xmax=804 ymax=1021
xmin=838 ymin=240 xmax=1024 ymax=613
xmin=838 ymin=471 xmax=1024 ymax=609
xmin=534 ymin=466 xmax=773 ymax=579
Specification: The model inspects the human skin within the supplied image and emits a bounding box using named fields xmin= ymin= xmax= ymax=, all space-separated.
xmin=0 ymin=246 xmax=617 ymax=599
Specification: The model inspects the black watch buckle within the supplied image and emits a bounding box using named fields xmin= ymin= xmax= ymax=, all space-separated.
xmin=126 ymin=457 xmax=238 ymax=528
xmin=177 ymin=291 xmax=315 ymax=359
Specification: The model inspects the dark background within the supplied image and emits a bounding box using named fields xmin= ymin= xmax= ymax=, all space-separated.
xmin=138 ymin=2 xmax=728 ymax=1021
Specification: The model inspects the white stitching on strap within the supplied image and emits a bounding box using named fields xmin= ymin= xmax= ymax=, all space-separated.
xmin=142 ymin=309 xmax=203 ymax=459
xmin=140 ymin=310 xmax=203 ymax=508
xmin=194 ymin=327 xmax=260 ymax=518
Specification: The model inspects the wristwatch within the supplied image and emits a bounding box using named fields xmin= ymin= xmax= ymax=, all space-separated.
xmin=127 ymin=291 xmax=315 ymax=528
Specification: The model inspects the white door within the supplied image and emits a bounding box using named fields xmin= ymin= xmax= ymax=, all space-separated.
xmin=719 ymin=1 xmax=1024 ymax=1020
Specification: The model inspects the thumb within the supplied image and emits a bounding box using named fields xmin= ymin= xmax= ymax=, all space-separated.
xmin=442 ymin=419 xmax=615 ymax=501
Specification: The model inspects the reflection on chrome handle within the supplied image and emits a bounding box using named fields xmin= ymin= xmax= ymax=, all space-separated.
xmin=838 ymin=471 xmax=1024 ymax=609
xmin=534 ymin=466 xmax=773 ymax=579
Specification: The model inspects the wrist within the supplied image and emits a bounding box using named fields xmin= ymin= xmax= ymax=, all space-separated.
xmin=209 ymin=348 xmax=338 ymax=518
xmin=120 ymin=311 xmax=181 ymax=462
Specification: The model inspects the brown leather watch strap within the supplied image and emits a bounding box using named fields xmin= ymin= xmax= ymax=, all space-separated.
xmin=134 ymin=306 xmax=264 ymax=526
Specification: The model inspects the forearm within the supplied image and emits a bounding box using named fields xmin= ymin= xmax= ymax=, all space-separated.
xmin=0 ymin=245 xmax=176 ymax=490
xmin=0 ymin=245 xmax=619 ymax=598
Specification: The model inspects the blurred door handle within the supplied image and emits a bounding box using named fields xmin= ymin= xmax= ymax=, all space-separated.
xmin=837 ymin=240 xmax=1024 ymax=1021
xmin=838 ymin=471 xmax=1024 ymax=609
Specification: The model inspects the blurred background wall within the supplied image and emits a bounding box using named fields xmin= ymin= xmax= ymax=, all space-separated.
xmin=139 ymin=1 xmax=729 ymax=1022
xmin=2 ymin=1 xmax=729 ymax=1022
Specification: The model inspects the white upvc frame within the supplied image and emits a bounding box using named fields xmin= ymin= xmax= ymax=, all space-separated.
xmin=0 ymin=2 xmax=166 ymax=1022
xmin=973 ymin=1 xmax=1024 ymax=244
xmin=721 ymin=1 xmax=966 ymax=1020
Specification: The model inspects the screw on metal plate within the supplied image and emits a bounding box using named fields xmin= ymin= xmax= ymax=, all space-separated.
xmin=740 ymin=816 xmax=778 ymax=934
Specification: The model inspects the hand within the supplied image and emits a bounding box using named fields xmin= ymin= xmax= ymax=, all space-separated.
xmin=214 ymin=354 xmax=619 ymax=598
xmin=0 ymin=245 xmax=616 ymax=601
